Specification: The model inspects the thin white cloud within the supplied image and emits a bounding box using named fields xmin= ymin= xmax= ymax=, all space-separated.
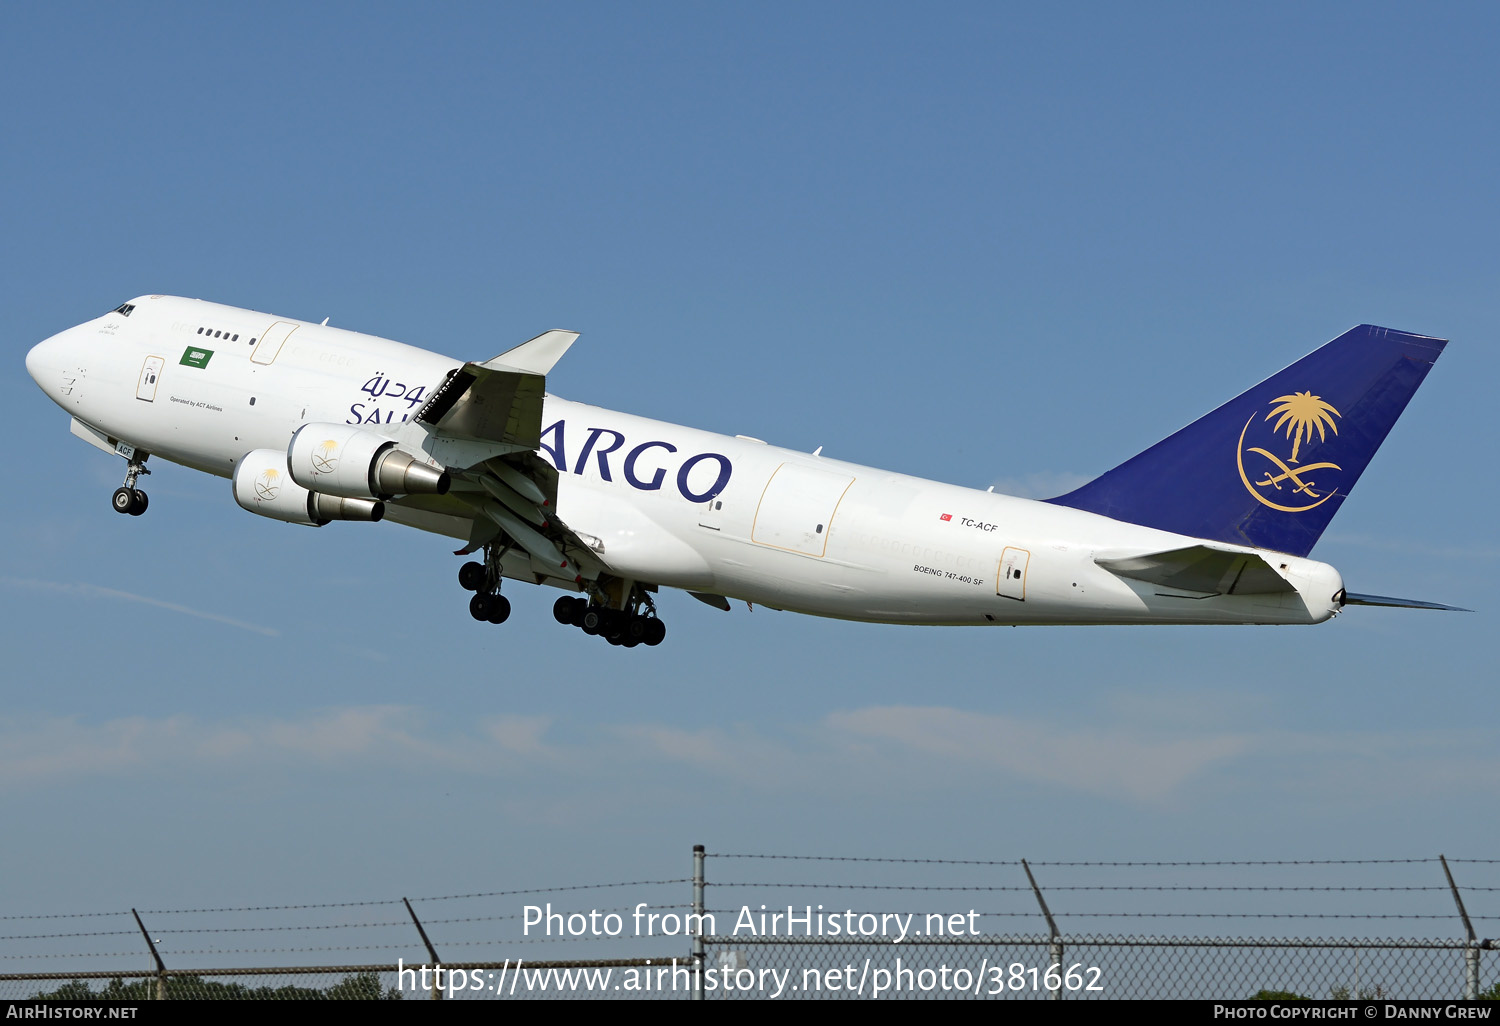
xmin=2 ymin=704 xmax=1496 ymax=812
xmin=0 ymin=706 xmax=563 ymax=786
xmin=826 ymin=705 xmax=1250 ymax=801
xmin=0 ymin=576 xmax=279 ymax=637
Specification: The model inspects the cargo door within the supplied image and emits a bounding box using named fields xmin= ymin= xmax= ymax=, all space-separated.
xmin=751 ymin=463 xmax=854 ymax=557
xmin=251 ymin=321 xmax=299 ymax=366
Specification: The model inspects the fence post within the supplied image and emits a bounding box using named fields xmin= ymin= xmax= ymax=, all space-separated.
xmin=130 ymin=909 xmax=166 ymax=1001
xmin=1021 ymin=859 xmax=1063 ymax=1000
xmin=692 ymin=844 xmax=706 ymax=1001
xmin=1439 ymin=856 xmax=1480 ymax=1000
xmin=403 ymin=898 xmax=443 ymax=1001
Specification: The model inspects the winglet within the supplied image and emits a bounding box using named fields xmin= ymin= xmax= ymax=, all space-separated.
xmin=482 ymin=330 xmax=580 ymax=377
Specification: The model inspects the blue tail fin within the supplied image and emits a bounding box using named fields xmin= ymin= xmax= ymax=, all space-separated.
xmin=1046 ymin=325 xmax=1447 ymax=557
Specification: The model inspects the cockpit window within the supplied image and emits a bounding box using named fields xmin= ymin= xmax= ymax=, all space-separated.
xmin=114 ymin=303 xmax=135 ymax=317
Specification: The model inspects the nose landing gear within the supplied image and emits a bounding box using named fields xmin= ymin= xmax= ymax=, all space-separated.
xmin=111 ymin=456 xmax=150 ymax=516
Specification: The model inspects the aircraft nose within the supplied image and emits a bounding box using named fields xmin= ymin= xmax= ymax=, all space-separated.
xmin=26 ymin=328 xmax=78 ymax=400
xmin=26 ymin=334 xmax=61 ymax=387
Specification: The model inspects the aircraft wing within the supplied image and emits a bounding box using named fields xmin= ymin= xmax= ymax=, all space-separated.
xmin=414 ymin=330 xmax=579 ymax=450
xmin=449 ymin=450 xmax=607 ymax=583
xmin=1095 ymin=545 xmax=1297 ymax=596
xmin=411 ymin=330 xmax=603 ymax=583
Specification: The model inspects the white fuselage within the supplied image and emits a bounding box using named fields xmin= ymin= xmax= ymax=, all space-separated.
xmin=26 ymin=296 xmax=1344 ymax=626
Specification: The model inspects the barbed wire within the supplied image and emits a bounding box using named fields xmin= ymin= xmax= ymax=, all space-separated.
xmin=408 ymin=881 xmax=692 ymax=904
xmin=151 ymin=922 xmax=410 ymax=935
xmin=0 ymin=912 xmax=130 ymax=922
xmin=700 ymin=909 xmax=1475 ymax=921
xmin=1 ymin=952 xmax=158 ymax=961
xmin=711 ymin=882 xmax=1458 ymax=892
xmin=0 ymin=931 xmax=137 ymax=942
xmin=122 ymin=904 xmax=702 ymax=935
xmin=129 ymin=880 xmax=691 ymax=917
xmin=710 ymin=855 xmax=1452 ymax=866
xmin=152 ymin=934 xmax=679 ymax=957
xmin=5 ymin=905 xmax=1476 ymax=947
xmin=135 ymin=899 xmax=404 ymax=915
xmin=710 ymin=854 xmax=1023 ymax=866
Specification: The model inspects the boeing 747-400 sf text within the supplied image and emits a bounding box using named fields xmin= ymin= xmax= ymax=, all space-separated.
xmin=25 ymin=297 xmax=1463 ymax=647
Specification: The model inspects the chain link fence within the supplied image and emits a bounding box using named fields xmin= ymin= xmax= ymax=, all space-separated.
xmin=2 ymin=850 xmax=1495 ymax=999
xmin=700 ymin=936 xmax=1494 ymax=1000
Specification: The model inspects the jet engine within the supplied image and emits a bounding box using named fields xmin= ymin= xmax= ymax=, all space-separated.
xmin=233 ymin=449 xmax=384 ymax=527
xmin=287 ymin=424 xmax=450 ymax=499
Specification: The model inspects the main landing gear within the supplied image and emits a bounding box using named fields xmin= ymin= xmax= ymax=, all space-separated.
xmin=111 ymin=456 xmax=150 ymax=516
xmin=552 ymin=590 xmax=666 ymax=648
xmin=455 ymin=546 xmax=667 ymax=647
xmin=457 ymin=545 xmax=510 ymax=625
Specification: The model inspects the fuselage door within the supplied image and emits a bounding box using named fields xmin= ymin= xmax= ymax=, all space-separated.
xmin=751 ymin=463 xmax=855 ymax=558
xmin=998 ymin=546 xmax=1030 ymax=600
xmin=135 ymin=356 xmax=164 ymax=401
xmin=251 ymin=321 xmax=300 ymax=366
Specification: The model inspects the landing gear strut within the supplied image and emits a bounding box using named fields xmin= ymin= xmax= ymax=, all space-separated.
xmin=111 ymin=455 xmax=150 ymax=516
xmin=552 ymin=585 xmax=666 ymax=648
xmin=458 ymin=544 xmax=510 ymax=625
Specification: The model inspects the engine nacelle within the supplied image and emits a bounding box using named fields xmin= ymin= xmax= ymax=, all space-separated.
xmin=287 ymin=424 xmax=450 ymax=499
xmin=233 ymin=449 xmax=385 ymax=527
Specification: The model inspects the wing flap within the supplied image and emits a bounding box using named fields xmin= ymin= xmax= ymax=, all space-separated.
xmin=414 ymin=330 xmax=579 ymax=448
xmin=1096 ymin=545 xmax=1296 ymax=596
xmin=413 ymin=330 xmax=604 ymax=582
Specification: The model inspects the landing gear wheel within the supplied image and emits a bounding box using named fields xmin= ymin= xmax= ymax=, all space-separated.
xmin=580 ymin=608 xmax=603 ymax=635
xmin=643 ymin=618 xmax=667 ymax=646
xmin=458 ymin=562 xmax=487 ymax=592
xmin=127 ymin=490 xmax=148 ymax=516
xmin=486 ymin=594 xmax=512 ymax=624
xmin=553 ymin=595 xmax=580 ymax=625
xmin=112 ymin=488 xmax=135 ymax=515
xmin=469 ymin=594 xmax=491 ymax=621
xmin=602 ymin=611 xmax=627 ymax=643
xmin=625 ymin=617 xmax=647 ymax=644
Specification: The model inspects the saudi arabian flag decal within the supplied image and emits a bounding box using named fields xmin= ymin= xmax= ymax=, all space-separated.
xmin=180 ymin=346 xmax=213 ymax=368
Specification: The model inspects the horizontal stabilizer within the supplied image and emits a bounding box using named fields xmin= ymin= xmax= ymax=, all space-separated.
xmin=1097 ymin=545 xmax=1295 ymax=596
xmin=1342 ymin=592 xmax=1471 ymax=612
xmin=482 ymin=330 xmax=579 ymax=377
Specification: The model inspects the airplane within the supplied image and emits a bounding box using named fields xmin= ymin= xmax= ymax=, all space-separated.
xmin=24 ymin=296 xmax=1464 ymax=648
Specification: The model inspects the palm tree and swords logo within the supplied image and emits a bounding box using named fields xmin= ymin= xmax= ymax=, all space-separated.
xmin=1236 ymin=391 xmax=1343 ymax=512
xmin=254 ymin=466 xmax=282 ymax=501
xmin=311 ymin=439 xmax=340 ymax=476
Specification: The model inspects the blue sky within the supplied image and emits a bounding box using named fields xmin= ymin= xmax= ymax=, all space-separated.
xmin=2 ymin=2 xmax=1496 ymax=967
